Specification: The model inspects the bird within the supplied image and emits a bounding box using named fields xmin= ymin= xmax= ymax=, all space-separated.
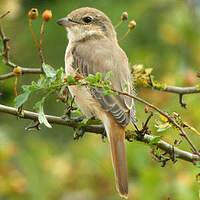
xmin=57 ymin=7 xmax=135 ymax=198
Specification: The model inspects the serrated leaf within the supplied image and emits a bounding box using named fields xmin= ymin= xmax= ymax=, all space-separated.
xmin=66 ymin=75 xmax=75 ymax=85
xmin=38 ymin=104 xmax=52 ymax=128
xmin=14 ymin=91 xmax=31 ymax=108
xmin=104 ymin=71 xmax=113 ymax=81
xmin=42 ymin=63 xmax=56 ymax=78
xmin=95 ymin=72 xmax=102 ymax=81
xmin=86 ymin=74 xmax=97 ymax=83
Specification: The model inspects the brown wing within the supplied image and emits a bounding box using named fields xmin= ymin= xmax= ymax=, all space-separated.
xmin=71 ymin=39 xmax=134 ymax=126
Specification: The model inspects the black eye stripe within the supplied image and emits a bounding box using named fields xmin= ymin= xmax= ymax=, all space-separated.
xmin=82 ymin=16 xmax=93 ymax=23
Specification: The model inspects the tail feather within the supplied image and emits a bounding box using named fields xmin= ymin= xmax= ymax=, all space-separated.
xmin=104 ymin=117 xmax=128 ymax=198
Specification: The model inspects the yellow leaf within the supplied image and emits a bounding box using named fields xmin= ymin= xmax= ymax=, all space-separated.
xmin=184 ymin=122 xmax=200 ymax=136
xmin=145 ymin=68 xmax=153 ymax=74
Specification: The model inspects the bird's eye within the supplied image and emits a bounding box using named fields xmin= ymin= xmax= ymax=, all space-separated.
xmin=82 ymin=16 xmax=93 ymax=23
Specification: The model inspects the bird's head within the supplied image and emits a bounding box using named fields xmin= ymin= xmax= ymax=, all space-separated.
xmin=57 ymin=7 xmax=117 ymax=42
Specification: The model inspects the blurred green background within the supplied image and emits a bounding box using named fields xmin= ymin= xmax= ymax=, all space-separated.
xmin=0 ymin=0 xmax=200 ymax=199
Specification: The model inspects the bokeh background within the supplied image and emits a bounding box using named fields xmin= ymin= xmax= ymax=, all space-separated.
xmin=0 ymin=0 xmax=200 ymax=199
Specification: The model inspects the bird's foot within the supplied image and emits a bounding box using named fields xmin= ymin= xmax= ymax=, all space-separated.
xmin=73 ymin=126 xmax=86 ymax=140
xmin=101 ymin=129 xmax=107 ymax=143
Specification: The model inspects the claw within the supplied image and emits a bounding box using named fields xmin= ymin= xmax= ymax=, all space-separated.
xmin=74 ymin=126 xmax=86 ymax=140
xmin=101 ymin=129 xmax=107 ymax=142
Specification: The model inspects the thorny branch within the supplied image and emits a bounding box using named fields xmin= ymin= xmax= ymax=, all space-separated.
xmin=0 ymin=103 xmax=199 ymax=164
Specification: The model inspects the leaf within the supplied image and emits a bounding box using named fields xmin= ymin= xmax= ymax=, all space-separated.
xmin=42 ymin=63 xmax=56 ymax=78
xmin=149 ymin=136 xmax=161 ymax=145
xmin=155 ymin=120 xmax=171 ymax=132
xmin=183 ymin=121 xmax=200 ymax=136
xmin=101 ymin=90 xmax=117 ymax=96
xmin=159 ymin=114 xmax=168 ymax=122
xmin=95 ymin=72 xmax=102 ymax=81
xmin=145 ymin=68 xmax=153 ymax=75
xmin=133 ymin=64 xmax=143 ymax=72
xmin=38 ymin=103 xmax=52 ymax=128
xmin=66 ymin=75 xmax=75 ymax=85
xmin=104 ymin=71 xmax=113 ymax=81
xmin=86 ymin=74 xmax=97 ymax=83
xmin=14 ymin=91 xmax=31 ymax=108
xmin=123 ymin=82 xmax=128 ymax=91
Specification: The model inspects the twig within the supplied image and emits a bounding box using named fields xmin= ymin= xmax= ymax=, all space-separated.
xmin=179 ymin=94 xmax=186 ymax=108
xmin=0 ymin=11 xmax=10 ymax=19
xmin=28 ymin=19 xmax=39 ymax=48
xmin=111 ymin=88 xmax=200 ymax=156
xmin=163 ymin=85 xmax=200 ymax=95
xmin=0 ymin=67 xmax=42 ymax=80
xmin=0 ymin=12 xmax=11 ymax=67
xmin=0 ymin=103 xmax=199 ymax=164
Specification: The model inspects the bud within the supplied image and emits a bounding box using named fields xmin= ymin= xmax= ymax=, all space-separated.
xmin=128 ymin=20 xmax=136 ymax=30
xmin=13 ymin=66 xmax=22 ymax=76
xmin=28 ymin=8 xmax=38 ymax=20
xmin=145 ymin=106 xmax=149 ymax=113
xmin=42 ymin=10 xmax=52 ymax=22
xmin=121 ymin=12 xmax=128 ymax=21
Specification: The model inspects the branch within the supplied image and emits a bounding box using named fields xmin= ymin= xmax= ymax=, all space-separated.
xmin=0 ymin=103 xmax=199 ymax=164
xmin=0 ymin=67 xmax=42 ymax=80
xmin=162 ymin=85 xmax=200 ymax=95
xmin=0 ymin=11 xmax=11 ymax=67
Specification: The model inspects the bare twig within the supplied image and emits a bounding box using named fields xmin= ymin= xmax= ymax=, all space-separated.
xmin=179 ymin=94 xmax=186 ymax=108
xmin=0 ymin=103 xmax=199 ymax=164
xmin=163 ymin=85 xmax=200 ymax=95
xmin=28 ymin=19 xmax=39 ymax=48
xmin=0 ymin=11 xmax=10 ymax=19
xmin=0 ymin=11 xmax=11 ymax=67
xmin=0 ymin=67 xmax=42 ymax=80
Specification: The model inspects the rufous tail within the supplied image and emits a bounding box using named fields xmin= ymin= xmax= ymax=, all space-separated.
xmin=104 ymin=118 xmax=128 ymax=199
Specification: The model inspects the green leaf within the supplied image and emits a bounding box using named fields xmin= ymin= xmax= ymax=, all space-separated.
xmin=38 ymin=103 xmax=52 ymax=128
xmin=123 ymin=82 xmax=128 ymax=90
xmin=104 ymin=71 xmax=113 ymax=81
xmin=42 ymin=63 xmax=56 ymax=78
xmin=104 ymin=80 xmax=111 ymax=85
xmin=95 ymin=72 xmax=102 ymax=81
xmin=101 ymin=90 xmax=117 ymax=96
xmin=66 ymin=75 xmax=75 ymax=85
xmin=14 ymin=91 xmax=31 ymax=108
xmin=86 ymin=74 xmax=97 ymax=83
xmin=149 ymin=136 xmax=161 ymax=145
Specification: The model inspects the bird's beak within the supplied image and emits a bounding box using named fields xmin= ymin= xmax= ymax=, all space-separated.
xmin=56 ymin=17 xmax=75 ymax=27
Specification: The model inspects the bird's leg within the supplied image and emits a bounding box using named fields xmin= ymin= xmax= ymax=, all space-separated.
xmin=101 ymin=129 xmax=107 ymax=143
xmin=73 ymin=126 xmax=86 ymax=140
xmin=61 ymin=93 xmax=85 ymax=122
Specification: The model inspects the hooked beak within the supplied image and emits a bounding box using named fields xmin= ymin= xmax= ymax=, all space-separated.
xmin=56 ymin=17 xmax=75 ymax=27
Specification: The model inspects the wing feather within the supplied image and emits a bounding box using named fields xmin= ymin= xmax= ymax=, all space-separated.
xmin=71 ymin=39 xmax=135 ymax=126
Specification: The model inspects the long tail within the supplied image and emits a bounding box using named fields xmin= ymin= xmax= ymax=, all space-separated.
xmin=104 ymin=117 xmax=128 ymax=198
